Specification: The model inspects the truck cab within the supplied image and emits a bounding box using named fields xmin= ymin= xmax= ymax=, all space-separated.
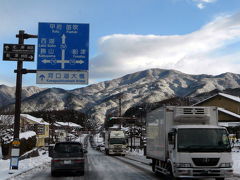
xmin=105 ymin=130 xmax=127 ymax=155
xmin=168 ymin=125 xmax=233 ymax=179
xmin=146 ymin=106 xmax=233 ymax=180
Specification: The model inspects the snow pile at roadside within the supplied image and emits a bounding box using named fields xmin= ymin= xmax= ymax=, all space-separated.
xmin=0 ymin=149 xmax=50 ymax=180
xmin=19 ymin=131 xmax=36 ymax=140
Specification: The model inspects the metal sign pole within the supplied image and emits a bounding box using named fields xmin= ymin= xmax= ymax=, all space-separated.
xmin=13 ymin=30 xmax=24 ymax=141
xmin=5 ymin=30 xmax=38 ymax=172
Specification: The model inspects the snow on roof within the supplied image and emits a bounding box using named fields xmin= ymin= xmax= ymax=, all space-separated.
xmin=194 ymin=92 xmax=240 ymax=105
xmin=218 ymin=107 xmax=240 ymax=119
xmin=218 ymin=93 xmax=240 ymax=103
xmin=218 ymin=122 xmax=240 ymax=127
xmin=20 ymin=114 xmax=49 ymax=125
xmin=55 ymin=121 xmax=82 ymax=128
xmin=20 ymin=131 xmax=36 ymax=140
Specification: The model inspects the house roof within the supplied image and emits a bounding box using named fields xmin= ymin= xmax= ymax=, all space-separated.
xmin=194 ymin=92 xmax=240 ymax=105
xmin=55 ymin=121 xmax=82 ymax=128
xmin=20 ymin=114 xmax=49 ymax=125
xmin=218 ymin=107 xmax=240 ymax=119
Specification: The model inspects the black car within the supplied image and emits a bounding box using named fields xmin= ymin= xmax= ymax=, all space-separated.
xmin=50 ymin=141 xmax=86 ymax=176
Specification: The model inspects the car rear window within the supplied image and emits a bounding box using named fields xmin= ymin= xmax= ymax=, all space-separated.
xmin=54 ymin=143 xmax=83 ymax=153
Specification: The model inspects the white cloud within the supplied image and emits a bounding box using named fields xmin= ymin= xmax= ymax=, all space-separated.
xmin=197 ymin=3 xmax=205 ymax=9
xmin=193 ymin=0 xmax=217 ymax=9
xmin=90 ymin=13 xmax=240 ymax=80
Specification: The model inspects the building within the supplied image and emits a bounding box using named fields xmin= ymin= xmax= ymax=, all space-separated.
xmin=194 ymin=92 xmax=240 ymax=125
xmin=54 ymin=121 xmax=83 ymax=141
xmin=20 ymin=114 xmax=49 ymax=147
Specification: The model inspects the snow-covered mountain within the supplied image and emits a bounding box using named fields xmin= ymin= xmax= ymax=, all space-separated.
xmin=0 ymin=85 xmax=45 ymax=108
xmin=2 ymin=69 xmax=240 ymax=123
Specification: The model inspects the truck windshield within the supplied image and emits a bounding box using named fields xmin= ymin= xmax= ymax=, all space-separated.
xmin=109 ymin=138 xmax=126 ymax=144
xmin=177 ymin=128 xmax=231 ymax=152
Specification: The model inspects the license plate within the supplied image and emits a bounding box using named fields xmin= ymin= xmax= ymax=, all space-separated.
xmin=64 ymin=160 xmax=71 ymax=164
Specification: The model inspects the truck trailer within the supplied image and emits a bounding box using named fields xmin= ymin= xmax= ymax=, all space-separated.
xmin=146 ymin=106 xmax=233 ymax=180
xmin=105 ymin=130 xmax=127 ymax=155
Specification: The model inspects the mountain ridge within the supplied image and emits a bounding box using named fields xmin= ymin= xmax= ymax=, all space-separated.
xmin=1 ymin=68 xmax=240 ymax=123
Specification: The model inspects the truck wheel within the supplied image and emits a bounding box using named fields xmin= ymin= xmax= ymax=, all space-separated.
xmin=166 ymin=163 xmax=174 ymax=178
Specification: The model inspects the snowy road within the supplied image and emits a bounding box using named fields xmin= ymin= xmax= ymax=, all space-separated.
xmin=9 ymin=147 xmax=240 ymax=180
xmin=10 ymin=146 xmax=158 ymax=180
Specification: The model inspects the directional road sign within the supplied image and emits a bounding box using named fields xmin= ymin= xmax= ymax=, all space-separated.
xmin=37 ymin=22 xmax=89 ymax=71
xmin=3 ymin=44 xmax=35 ymax=61
xmin=36 ymin=70 xmax=88 ymax=84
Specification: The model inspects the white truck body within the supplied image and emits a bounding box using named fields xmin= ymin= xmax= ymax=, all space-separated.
xmin=146 ymin=106 xmax=233 ymax=179
xmin=105 ymin=130 xmax=127 ymax=155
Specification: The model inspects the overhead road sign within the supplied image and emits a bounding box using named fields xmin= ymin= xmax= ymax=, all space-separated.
xmin=37 ymin=22 xmax=89 ymax=71
xmin=3 ymin=44 xmax=35 ymax=61
xmin=36 ymin=70 xmax=88 ymax=84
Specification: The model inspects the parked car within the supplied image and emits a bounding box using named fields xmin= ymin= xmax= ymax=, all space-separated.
xmin=50 ymin=141 xmax=87 ymax=176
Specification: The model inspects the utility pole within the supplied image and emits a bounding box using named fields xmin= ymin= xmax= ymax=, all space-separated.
xmin=139 ymin=107 xmax=143 ymax=149
xmin=118 ymin=93 xmax=123 ymax=129
xmin=119 ymin=96 xmax=122 ymax=117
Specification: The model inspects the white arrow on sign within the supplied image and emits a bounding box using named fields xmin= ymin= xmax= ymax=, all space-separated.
xmin=29 ymin=55 xmax=34 ymax=60
xmin=76 ymin=60 xmax=84 ymax=64
xmin=61 ymin=34 xmax=66 ymax=44
xmin=41 ymin=34 xmax=85 ymax=69
xmin=5 ymin=46 xmax=10 ymax=51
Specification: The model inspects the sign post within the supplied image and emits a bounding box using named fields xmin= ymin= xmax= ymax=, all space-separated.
xmin=2 ymin=30 xmax=37 ymax=172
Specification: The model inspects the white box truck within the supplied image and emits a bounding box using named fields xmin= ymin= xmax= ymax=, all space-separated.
xmin=105 ymin=130 xmax=127 ymax=156
xmin=146 ymin=106 xmax=233 ymax=180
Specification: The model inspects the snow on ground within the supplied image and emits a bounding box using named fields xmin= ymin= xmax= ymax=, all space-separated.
xmin=0 ymin=149 xmax=51 ymax=180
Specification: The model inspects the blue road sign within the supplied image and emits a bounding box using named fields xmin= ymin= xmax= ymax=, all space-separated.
xmin=37 ymin=22 xmax=89 ymax=71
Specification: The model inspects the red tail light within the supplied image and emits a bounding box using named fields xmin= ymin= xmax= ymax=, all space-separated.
xmin=74 ymin=159 xmax=84 ymax=162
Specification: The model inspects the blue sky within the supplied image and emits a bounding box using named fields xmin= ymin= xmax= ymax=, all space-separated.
xmin=0 ymin=0 xmax=240 ymax=89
